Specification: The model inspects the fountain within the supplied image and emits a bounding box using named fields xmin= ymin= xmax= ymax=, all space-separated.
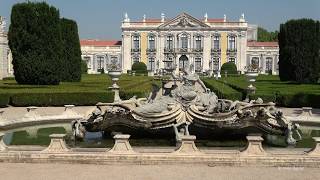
xmin=73 ymin=69 xmax=301 ymax=146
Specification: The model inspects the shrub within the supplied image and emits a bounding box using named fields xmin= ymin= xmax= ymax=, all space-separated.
xmin=0 ymin=94 xmax=11 ymax=107
xmin=132 ymin=62 xmax=147 ymax=74
xmin=202 ymin=78 xmax=242 ymax=100
xmin=278 ymin=19 xmax=320 ymax=83
xmin=221 ymin=62 xmax=238 ymax=75
xmin=10 ymin=92 xmax=114 ymax=106
xmin=8 ymin=2 xmax=62 ymax=85
xmin=60 ymin=18 xmax=82 ymax=82
xmin=81 ymin=60 xmax=88 ymax=74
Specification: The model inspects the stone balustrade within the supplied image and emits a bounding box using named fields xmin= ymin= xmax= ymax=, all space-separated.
xmin=241 ymin=134 xmax=266 ymax=156
xmin=0 ymin=132 xmax=7 ymax=151
xmin=109 ymin=134 xmax=134 ymax=154
xmin=24 ymin=106 xmax=39 ymax=119
xmin=43 ymin=134 xmax=69 ymax=153
xmin=300 ymin=107 xmax=313 ymax=117
xmin=174 ymin=135 xmax=201 ymax=154
xmin=308 ymin=137 xmax=320 ymax=156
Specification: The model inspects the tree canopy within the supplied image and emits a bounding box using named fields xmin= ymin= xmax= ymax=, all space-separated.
xmin=278 ymin=19 xmax=320 ymax=83
xmin=257 ymin=27 xmax=278 ymax=42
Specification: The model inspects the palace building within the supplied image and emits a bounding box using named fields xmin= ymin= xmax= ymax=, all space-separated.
xmin=0 ymin=16 xmax=13 ymax=79
xmin=80 ymin=40 xmax=121 ymax=74
xmin=121 ymin=12 xmax=279 ymax=75
xmin=0 ymin=13 xmax=279 ymax=79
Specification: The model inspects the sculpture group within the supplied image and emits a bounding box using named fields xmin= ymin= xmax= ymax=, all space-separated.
xmin=73 ymin=70 xmax=301 ymax=145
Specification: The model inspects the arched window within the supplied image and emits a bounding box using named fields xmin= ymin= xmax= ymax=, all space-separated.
xmin=211 ymin=57 xmax=220 ymax=71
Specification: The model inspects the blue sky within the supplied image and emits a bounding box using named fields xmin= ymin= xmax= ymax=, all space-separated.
xmin=1 ymin=0 xmax=319 ymax=39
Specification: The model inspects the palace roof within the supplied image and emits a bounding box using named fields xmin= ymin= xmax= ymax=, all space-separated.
xmin=80 ymin=39 xmax=122 ymax=47
xmin=247 ymin=41 xmax=278 ymax=47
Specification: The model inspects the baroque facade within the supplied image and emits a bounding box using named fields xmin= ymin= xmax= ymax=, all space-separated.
xmin=121 ymin=12 xmax=279 ymax=75
xmin=0 ymin=16 xmax=13 ymax=79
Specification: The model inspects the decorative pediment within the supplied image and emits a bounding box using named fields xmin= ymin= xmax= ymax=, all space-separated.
xmin=159 ymin=13 xmax=210 ymax=29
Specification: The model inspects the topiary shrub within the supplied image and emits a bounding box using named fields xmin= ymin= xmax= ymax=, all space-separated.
xmin=8 ymin=2 xmax=62 ymax=85
xmin=132 ymin=62 xmax=147 ymax=75
xmin=221 ymin=62 xmax=237 ymax=75
xmin=60 ymin=18 xmax=82 ymax=82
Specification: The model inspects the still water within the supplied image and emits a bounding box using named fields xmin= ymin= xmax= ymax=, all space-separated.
xmin=3 ymin=126 xmax=320 ymax=148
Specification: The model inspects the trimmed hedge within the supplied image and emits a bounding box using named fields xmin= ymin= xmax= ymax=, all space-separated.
xmin=0 ymin=94 xmax=11 ymax=107
xmin=221 ymin=62 xmax=238 ymax=75
xmin=202 ymin=78 xmax=242 ymax=100
xmin=10 ymin=92 xmax=114 ymax=106
xmin=132 ymin=62 xmax=147 ymax=74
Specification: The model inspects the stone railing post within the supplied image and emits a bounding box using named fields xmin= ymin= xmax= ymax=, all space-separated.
xmin=174 ymin=135 xmax=200 ymax=154
xmin=308 ymin=137 xmax=320 ymax=156
xmin=0 ymin=110 xmax=4 ymax=121
xmin=109 ymin=134 xmax=134 ymax=154
xmin=300 ymin=107 xmax=313 ymax=117
xmin=0 ymin=132 xmax=8 ymax=151
xmin=241 ymin=135 xmax=266 ymax=156
xmin=62 ymin=105 xmax=78 ymax=117
xmin=24 ymin=106 xmax=39 ymax=119
xmin=43 ymin=134 xmax=69 ymax=153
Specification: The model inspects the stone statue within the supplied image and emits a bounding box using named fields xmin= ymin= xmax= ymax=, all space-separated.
xmin=74 ymin=70 xmax=302 ymax=146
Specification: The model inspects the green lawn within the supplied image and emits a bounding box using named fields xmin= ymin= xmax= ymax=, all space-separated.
xmin=0 ymin=74 xmax=157 ymax=106
xmin=217 ymin=75 xmax=320 ymax=107
xmin=1 ymin=74 xmax=319 ymax=107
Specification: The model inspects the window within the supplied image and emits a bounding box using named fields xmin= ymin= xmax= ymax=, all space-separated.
xmin=211 ymin=57 xmax=220 ymax=71
xmin=213 ymin=36 xmax=220 ymax=50
xmin=251 ymin=57 xmax=259 ymax=68
xmin=148 ymin=57 xmax=155 ymax=71
xmin=195 ymin=58 xmax=202 ymax=72
xmin=83 ymin=56 xmax=91 ymax=69
xmin=132 ymin=57 xmax=139 ymax=64
xmin=181 ymin=34 xmax=188 ymax=49
xmin=266 ymin=57 xmax=273 ymax=73
xmin=195 ymin=36 xmax=202 ymax=50
xmin=229 ymin=57 xmax=236 ymax=63
xmin=133 ymin=35 xmax=140 ymax=50
xmin=97 ymin=56 xmax=104 ymax=70
xmin=228 ymin=36 xmax=236 ymax=50
xmin=166 ymin=36 xmax=173 ymax=49
xmin=148 ymin=35 xmax=155 ymax=50
xmin=164 ymin=57 xmax=174 ymax=70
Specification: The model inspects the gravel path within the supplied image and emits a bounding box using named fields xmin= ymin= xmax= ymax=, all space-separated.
xmin=0 ymin=163 xmax=319 ymax=180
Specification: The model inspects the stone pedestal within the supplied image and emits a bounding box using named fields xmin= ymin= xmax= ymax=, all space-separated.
xmin=24 ymin=106 xmax=39 ymax=119
xmin=241 ymin=135 xmax=266 ymax=156
xmin=62 ymin=105 xmax=79 ymax=117
xmin=174 ymin=135 xmax=200 ymax=154
xmin=109 ymin=134 xmax=134 ymax=154
xmin=0 ymin=132 xmax=7 ymax=151
xmin=308 ymin=137 xmax=320 ymax=156
xmin=300 ymin=107 xmax=313 ymax=117
xmin=43 ymin=134 xmax=69 ymax=153
xmin=0 ymin=110 xmax=4 ymax=121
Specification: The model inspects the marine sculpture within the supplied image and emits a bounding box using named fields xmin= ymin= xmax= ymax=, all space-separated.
xmin=73 ymin=70 xmax=301 ymax=145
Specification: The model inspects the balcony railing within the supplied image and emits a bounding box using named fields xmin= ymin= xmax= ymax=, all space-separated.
xmin=211 ymin=48 xmax=221 ymax=53
xmin=193 ymin=48 xmax=203 ymax=52
xmin=146 ymin=48 xmax=156 ymax=53
xmin=131 ymin=48 xmax=141 ymax=53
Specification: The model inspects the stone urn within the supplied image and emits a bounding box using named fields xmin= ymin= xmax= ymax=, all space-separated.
xmin=108 ymin=70 xmax=122 ymax=102
xmin=245 ymin=71 xmax=258 ymax=102
xmin=109 ymin=70 xmax=122 ymax=88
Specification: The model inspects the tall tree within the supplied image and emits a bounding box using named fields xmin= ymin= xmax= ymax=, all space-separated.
xmin=257 ymin=27 xmax=278 ymax=42
xmin=8 ymin=2 xmax=62 ymax=85
xmin=60 ymin=18 xmax=82 ymax=82
xmin=278 ymin=19 xmax=320 ymax=83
